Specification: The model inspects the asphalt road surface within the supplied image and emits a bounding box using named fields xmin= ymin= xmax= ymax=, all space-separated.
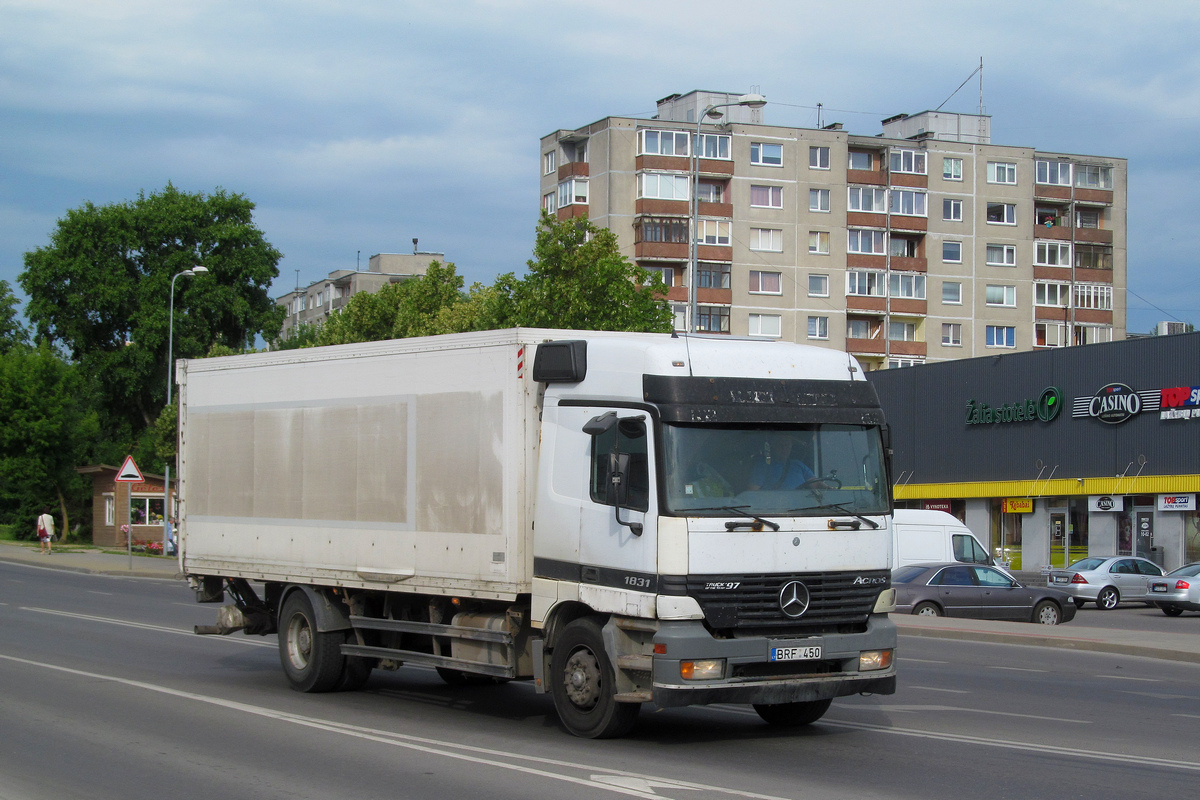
xmin=2 ymin=560 xmax=1197 ymax=800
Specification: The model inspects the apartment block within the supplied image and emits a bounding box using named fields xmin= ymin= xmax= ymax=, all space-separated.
xmin=276 ymin=250 xmax=439 ymax=340
xmin=539 ymin=91 xmax=1127 ymax=368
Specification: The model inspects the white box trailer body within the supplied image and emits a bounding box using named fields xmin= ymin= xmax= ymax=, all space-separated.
xmin=891 ymin=510 xmax=993 ymax=570
xmin=179 ymin=328 xmax=897 ymax=738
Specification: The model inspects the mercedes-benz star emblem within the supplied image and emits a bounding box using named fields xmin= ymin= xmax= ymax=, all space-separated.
xmin=778 ymin=580 xmax=810 ymax=618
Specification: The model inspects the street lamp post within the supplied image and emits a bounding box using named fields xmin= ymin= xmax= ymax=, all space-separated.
xmin=164 ymin=266 xmax=208 ymax=553
xmin=688 ymin=92 xmax=766 ymax=333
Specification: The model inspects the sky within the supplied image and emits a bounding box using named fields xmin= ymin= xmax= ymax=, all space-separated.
xmin=2 ymin=0 xmax=1198 ymax=334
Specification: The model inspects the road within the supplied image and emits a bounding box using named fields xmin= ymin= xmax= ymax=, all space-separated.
xmin=2 ymin=560 xmax=1197 ymax=800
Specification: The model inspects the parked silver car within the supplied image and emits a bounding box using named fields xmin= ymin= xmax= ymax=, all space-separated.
xmin=1046 ymin=556 xmax=1165 ymax=610
xmin=1147 ymin=562 xmax=1200 ymax=616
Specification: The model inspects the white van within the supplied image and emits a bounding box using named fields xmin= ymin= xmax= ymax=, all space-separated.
xmin=892 ymin=509 xmax=993 ymax=570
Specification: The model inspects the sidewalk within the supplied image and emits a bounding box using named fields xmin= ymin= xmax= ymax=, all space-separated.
xmin=2 ymin=540 xmax=1197 ymax=663
xmin=0 ymin=540 xmax=181 ymax=580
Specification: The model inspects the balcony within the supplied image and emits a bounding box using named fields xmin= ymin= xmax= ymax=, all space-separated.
xmin=1074 ymin=227 xmax=1113 ymax=244
xmin=890 ymin=256 xmax=927 ymax=273
xmin=888 ymin=340 xmax=927 ymax=357
xmin=636 ymin=198 xmax=689 ymax=216
xmin=635 ymin=241 xmax=687 ymax=260
xmin=889 ymin=172 xmax=927 ymax=189
xmin=847 ymin=337 xmax=885 ymax=355
xmin=890 ymin=299 xmax=927 ymax=316
xmin=847 ymin=253 xmax=886 ymax=270
xmin=847 ymin=212 xmax=886 ymax=229
xmin=847 ymin=168 xmax=886 ymax=186
xmin=635 ymin=155 xmax=688 ymax=172
xmin=698 ymin=201 xmax=732 ymax=217
xmin=557 ymin=162 xmax=589 ymax=179
xmin=846 ymin=296 xmax=886 ymax=312
xmin=1075 ymin=187 xmax=1113 ymax=205
xmin=889 ymin=215 xmax=928 ymax=233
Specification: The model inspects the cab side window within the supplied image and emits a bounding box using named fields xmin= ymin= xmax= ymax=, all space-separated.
xmin=590 ymin=419 xmax=649 ymax=511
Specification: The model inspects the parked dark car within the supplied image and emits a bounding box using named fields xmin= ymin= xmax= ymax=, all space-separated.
xmin=893 ymin=563 xmax=1077 ymax=625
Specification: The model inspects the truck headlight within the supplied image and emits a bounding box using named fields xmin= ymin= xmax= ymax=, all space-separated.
xmin=680 ymin=659 xmax=725 ymax=680
xmin=859 ymin=650 xmax=893 ymax=672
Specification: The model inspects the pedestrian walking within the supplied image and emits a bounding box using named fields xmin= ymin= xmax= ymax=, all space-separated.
xmin=36 ymin=508 xmax=55 ymax=555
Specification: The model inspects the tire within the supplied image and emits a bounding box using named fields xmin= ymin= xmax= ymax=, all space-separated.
xmin=1161 ymin=605 xmax=1185 ymax=617
xmin=753 ymin=698 xmax=833 ymax=727
xmin=1032 ymin=600 xmax=1061 ymax=625
xmin=913 ymin=602 xmax=943 ymax=617
xmin=1096 ymin=587 xmax=1120 ymax=610
xmin=278 ymin=591 xmax=345 ymax=693
xmin=336 ymin=630 xmax=374 ymax=691
xmin=550 ymin=617 xmax=640 ymax=739
xmin=1072 ymin=598 xmax=1086 ymax=609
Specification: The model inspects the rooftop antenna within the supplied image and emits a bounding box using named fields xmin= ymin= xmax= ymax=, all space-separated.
xmin=294 ymin=269 xmax=300 ymax=291
xmin=413 ymin=238 xmax=418 ymax=254
xmin=816 ymin=102 xmax=823 ymax=129
xmin=934 ymin=59 xmax=983 ymax=112
xmin=356 ymin=250 xmax=360 ymax=272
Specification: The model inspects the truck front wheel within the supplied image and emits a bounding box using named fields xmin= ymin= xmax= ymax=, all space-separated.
xmin=752 ymin=698 xmax=832 ymax=727
xmin=550 ymin=617 xmax=639 ymax=739
xmin=279 ymin=591 xmax=345 ymax=693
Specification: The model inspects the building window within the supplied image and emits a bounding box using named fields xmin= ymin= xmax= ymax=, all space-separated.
xmin=1035 ymin=282 xmax=1069 ymax=307
xmin=542 ymin=192 xmax=556 ymax=213
xmin=942 ymin=241 xmax=962 ymax=263
xmin=750 ymin=185 xmax=784 ymax=208
xmin=986 ymin=161 xmax=1017 ymax=184
xmin=1074 ymin=284 xmax=1113 ymax=311
xmin=695 ymin=133 xmax=731 ymax=160
xmin=848 ymin=186 xmax=887 ymax=212
xmin=1076 ymin=244 xmax=1113 ymax=270
xmin=888 ymin=321 xmax=919 ymax=342
xmin=847 ymin=318 xmax=872 ymax=339
xmin=890 ymin=149 xmax=926 ymax=175
xmin=1036 ymin=159 xmax=1071 ymax=185
xmin=889 ymin=189 xmax=927 ymax=217
xmin=986 ymin=325 xmax=1016 ymax=348
xmin=642 ymin=265 xmax=675 ymax=287
xmin=986 ymin=284 xmax=1017 ymax=307
xmin=750 ymin=227 xmax=782 ymax=252
xmin=637 ymin=172 xmax=689 ymax=201
xmin=890 ymin=235 xmax=918 ymax=258
xmin=1073 ymin=325 xmax=1113 ymax=346
xmin=697 ymin=262 xmax=731 ymax=289
xmin=809 ymin=146 xmax=829 ymax=169
xmin=942 ymin=281 xmax=962 ymax=305
xmin=943 ymin=157 xmax=963 ymax=181
xmin=696 ymin=219 xmax=730 ymax=245
xmin=889 ymin=273 xmax=926 ymax=300
xmin=809 ymin=188 xmax=830 ymax=212
xmin=749 ymin=270 xmax=782 ymax=294
xmin=986 ymin=202 xmax=1016 ymax=225
xmin=1035 ymin=322 xmax=1066 ymax=348
xmin=1035 ymin=241 xmax=1070 ymax=267
xmin=543 ymin=151 xmax=556 ymax=175
xmin=697 ymin=305 xmax=730 ymax=333
xmin=985 ymin=244 xmax=1017 ymax=266
xmin=751 ymin=142 xmax=783 ymax=166
xmin=1076 ymin=208 xmax=1101 ymax=229
xmin=848 ymin=151 xmax=872 ymax=170
xmin=638 ymin=129 xmax=690 ymax=157
xmin=888 ymin=357 xmax=923 ymax=369
xmin=808 ymin=273 xmax=829 ymax=297
xmin=635 ymin=217 xmax=688 ymax=244
xmin=847 ymin=229 xmax=885 ymax=255
xmin=558 ymin=179 xmax=588 ymax=207
xmin=671 ymin=304 xmax=687 ymax=331
xmin=943 ymin=198 xmax=962 ymax=221
xmin=942 ymin=323 xmax=962 ymax=346
xmin=749 ymin=313 xmax=782 ymax=338
xmin=1075 ymin=165 xmax=1113 ymax=189
xmin=807 ymin=316 xmax=829 ymax=340
xmin=696 ymin=181 xmax=725 ymax=203
xmin=808 ymin=231 xmax=830 ymax=254
xmin=847 ymin=270 xmax=886 ymax=297
xmin=104 ymin=495 xmax=115 ymax=526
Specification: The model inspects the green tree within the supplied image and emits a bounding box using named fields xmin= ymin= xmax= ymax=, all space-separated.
xmin=0 ymin=280 xmax=29 ymax=352
xmin=19 ymin=185 xmax=284 ymax=456
xmin=0 ymin=342 xmax=99 ymax=535
xmin=498 ymin=213 xmax=672 ymax=333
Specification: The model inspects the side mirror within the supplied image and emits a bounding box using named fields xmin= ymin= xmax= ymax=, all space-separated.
xmin=583 ymin=411 xmax=618 ymax=436
xmin=608 ymin=452 xmax=643 ymax=537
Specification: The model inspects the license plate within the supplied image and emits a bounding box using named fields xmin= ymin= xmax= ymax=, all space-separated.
xmin=1053 ymin=576 xmax=1068 ymax=584
xmin=1152 ymin=584 xmax=1167 ymax=593
xmin=770 ymin=646 xmax=822 ymax=662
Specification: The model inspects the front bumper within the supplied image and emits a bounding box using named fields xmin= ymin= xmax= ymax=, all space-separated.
xmin=649 ymin=614 xmax=897 ymax=708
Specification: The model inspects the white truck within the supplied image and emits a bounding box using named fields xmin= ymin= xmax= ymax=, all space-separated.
xmin=179 ymin=328 xmax=897 ymax=738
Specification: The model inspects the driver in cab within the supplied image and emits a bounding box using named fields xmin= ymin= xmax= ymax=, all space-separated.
xmin=747 ymin=432 xmax=824 ymax=491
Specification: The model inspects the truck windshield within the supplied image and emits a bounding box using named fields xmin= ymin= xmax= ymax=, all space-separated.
xmin=661 ymin=423 xmax=889 ymax=518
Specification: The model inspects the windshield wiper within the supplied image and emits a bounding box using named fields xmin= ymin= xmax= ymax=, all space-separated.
xmin=686 ymin=505 xmax=781 ymax=532
xmin=787 ymin=503 xmax=881 ymax=530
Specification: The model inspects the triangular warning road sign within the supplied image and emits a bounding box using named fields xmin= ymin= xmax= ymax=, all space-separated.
xmin=114 ymin=455 xmax=144 ymax=483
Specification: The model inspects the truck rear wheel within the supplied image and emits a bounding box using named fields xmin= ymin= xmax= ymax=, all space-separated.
xmin=279 ymin=591 xmax=345 ymax=693
xmin=550 ymin=617 xmax=639 ymax=739
xmin=753 ymin=698 xmax=832 ymax=727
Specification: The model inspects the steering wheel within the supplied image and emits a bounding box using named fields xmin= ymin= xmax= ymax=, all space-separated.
xmin=799 ymin=474 xmax=842 ymax=491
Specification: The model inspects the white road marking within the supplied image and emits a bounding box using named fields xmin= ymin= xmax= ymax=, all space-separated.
xmin=1095 ymin=675 xmax=1160 ymax=682
xmin=0 ymin=653 xmax=791 ymax=800
xmin=87 ymin=590 xmax=114 ymax=596
xmin=908 ymin=686 xmax=971 ymax=694
xmin=1173 ymin=713 xmax=1200 ymax=719
xmin=988 ymin=666 xmax=1047 ymax=673
xmin=20 ymin=607 xmax=274 ymax=648
xmin=865 ymin=705 xmax=1089 ymax=724
xmin=898 ymin=658 xmax=948 ymax=664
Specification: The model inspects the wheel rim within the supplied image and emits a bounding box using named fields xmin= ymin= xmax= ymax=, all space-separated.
xmin=916 ymin=605 xmax=938 ymax=617
xmin=286 ymin=614 xmax=314 ymax=670
xmin=1037 ymin=605 xmax=1058 ymax=624
xmin=1100 ymin=590 xmax=1118 ymax=609
xmin=562 ymin=647 xmax=602 ymax=710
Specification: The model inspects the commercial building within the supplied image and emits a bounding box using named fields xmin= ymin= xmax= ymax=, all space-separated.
xmin=867 ymin=332 xmax=1200 ymax=573
xmin=276 ymin=249 xmax=441 ymax=340
xmin=540 ymin=90 xmax=1127 ymax=369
